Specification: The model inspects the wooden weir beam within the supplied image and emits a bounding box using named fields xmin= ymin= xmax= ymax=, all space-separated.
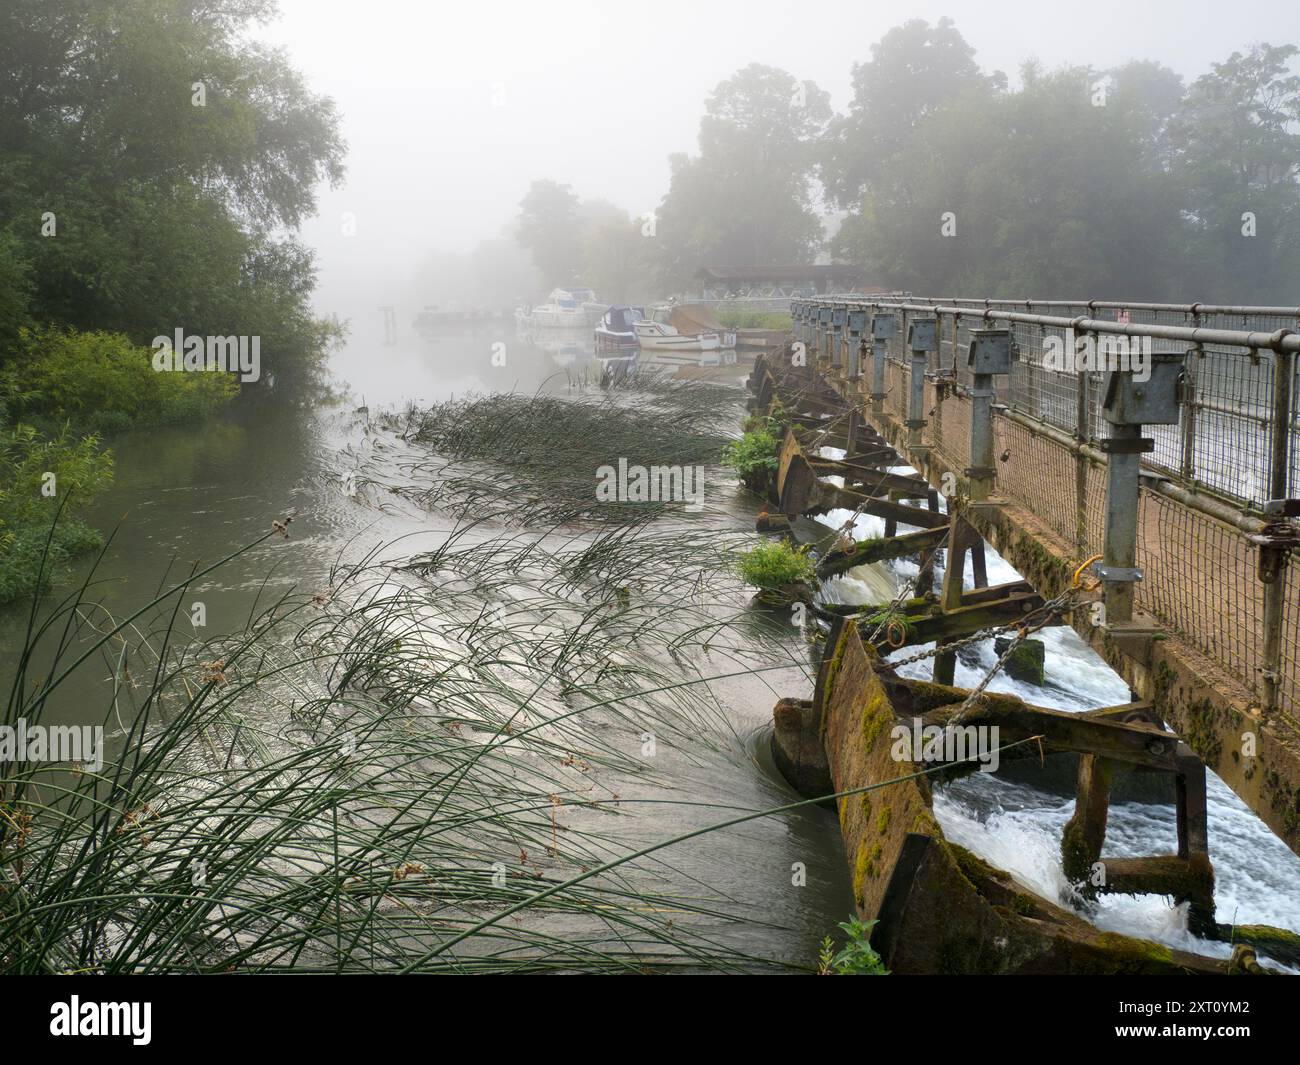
xmin=808 ymin=621 xmax=1248 ymax=973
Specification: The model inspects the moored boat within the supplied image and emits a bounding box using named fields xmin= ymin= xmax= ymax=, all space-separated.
xmin=594 ymin=305 xmax=645 ymax=354
xmin=634 ymin=303 xmax=738 ymax=354
xmin=523 ymin=288 xmax=600 ymax=328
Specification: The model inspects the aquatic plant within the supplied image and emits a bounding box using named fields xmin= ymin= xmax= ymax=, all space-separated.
xmin=721 ymin=427 xmax=780 ymax=494
xmin=735 ymin=540 xmax=815 ymax=599
xmin=376 ymin=379 xmax=732 ymax=527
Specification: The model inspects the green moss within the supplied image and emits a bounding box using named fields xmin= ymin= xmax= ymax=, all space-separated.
xmin=1182 ymin=697 xmax=1224 ymax=766
xmin=852 ymin=841 xmax=870 ymax=905
xmin=860 ymin=688 xmax=892 ymax=751
xmin=876 ymin=806 xmax=891 ymax=835
xmin=1060 ymin=819 xmax=1094 ymax=887
xmin=1093 ymin=933 xmax=1175 ymax=971
xmin=1219 ymin=923 xmax=1300 ymax=966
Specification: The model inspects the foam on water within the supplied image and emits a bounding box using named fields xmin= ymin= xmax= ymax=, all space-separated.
xmin=831 ymin=523 xmax=1300 ymax=956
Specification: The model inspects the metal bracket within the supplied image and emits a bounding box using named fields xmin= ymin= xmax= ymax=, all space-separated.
xmin=1099 ymin=437 xmax=1155 ymax=455
xmin=967 ymin=387 xmax=996 ymax=399
xmin=905 ymin=418 xmax=927 ymax=429
xmin=1262 ymin=498 xmax=1300 ymax=519
xmin=1093 ymin=563 xmax=1143 ymax=582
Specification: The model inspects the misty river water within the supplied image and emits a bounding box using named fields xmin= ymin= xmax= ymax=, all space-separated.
xmin=4 ymin=322 xmax=1299 ymax=968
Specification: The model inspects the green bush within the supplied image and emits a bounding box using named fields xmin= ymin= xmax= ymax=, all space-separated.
xmin=735 ymin=540 xmax=815 ymax=593
xmin=722 ymin=426 xmax=781 ymax=487
xmin=818 ymin=918 xmax=889 ymax=975
xmin=3 ymin=326 xmax=239 ymax=433
xmin=0 ymin=421 xmax=114 ymax=603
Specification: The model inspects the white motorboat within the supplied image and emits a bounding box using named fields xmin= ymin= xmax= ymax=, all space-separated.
xmin=634 ymin=304 xmax=739 ymax=354
xmin=525 ymin=287 xmax=599 ymax=328
xmin=634 ymin=320 xmax=720 ymax=352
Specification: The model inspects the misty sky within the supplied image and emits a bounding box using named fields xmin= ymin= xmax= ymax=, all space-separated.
xmin=254 ymin=0 xmax=1300 ymax=319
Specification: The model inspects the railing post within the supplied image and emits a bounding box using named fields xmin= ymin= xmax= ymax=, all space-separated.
xmin=870 ymin=312 xmax=895 ymax=415
xmin=1074 ymin=326 xmax=1093 ymax=554
xmin=830 ymin=304 xmax=846 ymax=374
xmin=817 ymin=305 xmax=833 ymax=368
xmin=1259 ymin=347 xmax=1296 ymax=714
xmin=906 ymin=317 xmax=936 ymax=450
xmin=1097 ymin=351 xmax=1186 ymax=625
xmin=966 ymin=328 xmax=1013 ymax=504
xmin=1179 ymin=343 xmax=1201 ymax=484
xmin=847 ymin=308 xmax=867 ymax=385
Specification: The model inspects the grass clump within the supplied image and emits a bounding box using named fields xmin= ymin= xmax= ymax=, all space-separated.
xmin=713 ymin=309 xmax=791 ymax=330
xmin=735 ymin=540 xmax=815 ymax=599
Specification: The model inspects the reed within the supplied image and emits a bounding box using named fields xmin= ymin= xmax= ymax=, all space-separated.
xmin=0 ymin=514 xmax=811 ymax=973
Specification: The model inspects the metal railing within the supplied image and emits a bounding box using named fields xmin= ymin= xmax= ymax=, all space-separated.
xmin=792 ymin=296 xmax=1300 ymax=720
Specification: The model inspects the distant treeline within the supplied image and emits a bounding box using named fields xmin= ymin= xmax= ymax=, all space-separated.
xmin=510 ymin=18 xmax=1300 ymax=304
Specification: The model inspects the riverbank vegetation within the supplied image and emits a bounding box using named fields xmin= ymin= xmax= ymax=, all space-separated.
xmin=3 ymin=328 xmax=238 ymax=435
xmin=0 ymin=0 xmax=346 ymax=602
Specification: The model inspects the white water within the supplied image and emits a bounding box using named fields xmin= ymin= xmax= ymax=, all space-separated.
xmin=811 ymin=451 xmax=1300 ymax=960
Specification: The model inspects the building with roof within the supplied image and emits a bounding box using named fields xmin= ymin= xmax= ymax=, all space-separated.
xmin=693 ymin=264 xmax=880 ymax=300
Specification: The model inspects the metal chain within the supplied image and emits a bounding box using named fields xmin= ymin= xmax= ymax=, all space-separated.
xmin=947 ymin=587 xmax=1087 ymax=724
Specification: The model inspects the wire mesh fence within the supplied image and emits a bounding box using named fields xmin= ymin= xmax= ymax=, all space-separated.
xmin=796 ymin=296 xmax=1300 ymax=720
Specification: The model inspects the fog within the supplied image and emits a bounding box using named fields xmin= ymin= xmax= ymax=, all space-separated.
xmin=255 ymin=0 xmax=1300 ymax=326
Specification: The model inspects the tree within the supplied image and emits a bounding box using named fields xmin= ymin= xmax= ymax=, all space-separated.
xmin=581 ymin=213 xmax=652 ymax=304
xmin=654 ymin=64 xmax=831 ymax=292
xmin=820 ymin=18 xmax=999 ymax=209
xmin=1168 ymin=44 xmax=1300 ymax=302
xmin=834 ymin=63 xmax=1184 ymax=298
xmin=0 ymin=0 xmax=346 ymax=398
xmin=516 ymin=180 xmax=583 ymax=288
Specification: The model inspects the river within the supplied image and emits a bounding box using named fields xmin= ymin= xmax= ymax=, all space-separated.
xmin=4 ymin=323 xmax=1298 ymax=970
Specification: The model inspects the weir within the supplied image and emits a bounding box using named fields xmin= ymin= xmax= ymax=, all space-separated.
xmin=746 ymin=295 xmax=1300 ymax=973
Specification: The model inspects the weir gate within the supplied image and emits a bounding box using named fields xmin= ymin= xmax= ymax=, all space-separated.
xmin=747 ymin=296 xmax=1300 ymax=973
